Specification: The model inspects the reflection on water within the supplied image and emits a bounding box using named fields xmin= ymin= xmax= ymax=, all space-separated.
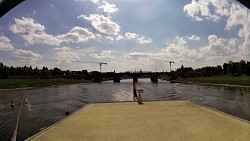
xmin=0 ymin=78 xmax=249 ymax=141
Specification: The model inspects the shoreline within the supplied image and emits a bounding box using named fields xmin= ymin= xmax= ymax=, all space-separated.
xmin=0 ymin=83 xmax=93 ymax=92
xmin=171 ymin=80 xmax=250 ymax=88
xmin=0 ymin=79 xmax=92 ymax=92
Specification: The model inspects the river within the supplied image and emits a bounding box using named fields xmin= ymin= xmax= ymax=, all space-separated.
xmin=0 ymin=79 xmax=249 ymax=141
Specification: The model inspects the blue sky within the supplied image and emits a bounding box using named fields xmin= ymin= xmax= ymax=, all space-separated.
xmin=0 ymin=0 xmax=250 ymax=72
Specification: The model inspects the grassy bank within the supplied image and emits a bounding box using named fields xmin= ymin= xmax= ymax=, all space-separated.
xmin=0 ymin=79 xmax=90 ymax=89
xmin=175 ymin=75 xmax=250 ymax=86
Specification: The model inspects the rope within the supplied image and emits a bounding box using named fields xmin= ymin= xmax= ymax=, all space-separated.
xmin=12 ymin=94 xmax=25 ymax=141
xmin=136 ymin=83 xmax=169 ymax=100
xmin=242 ymin=87 xmax=250 ymax=119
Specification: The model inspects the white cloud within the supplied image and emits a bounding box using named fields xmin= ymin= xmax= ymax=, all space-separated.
xmin=12 ymin=49 xmax=41 ymax=63
xmin=184 ymin=0 xmax=250 ymax=60
xmin=99 ymin=1 xmax=118 ymax=14
xmin=9 ymin=17 xmax=98 ymax=46
xmin=137 ymin=36 xmax=152 ymax=44
xmin=123 ymin=52 xmax=175 ymax=72
xmin=125 ymin=32 xmax=138 ymax=40
xmin=225 ymin=4 xmax=248 ymax=31
xmin=188 ymin=35 xmax=200 ymax=41
xmin=9 ymin=17 xmax=45 ymax=34
xmin=22 ymin=32 xmax=62 ymax=46
xmin=158 ymin=35 xmax=241 ymax=67
xmin=116 ymin=35 xmax=125 ymax=40
xmin=125 ymin=32 xmax=152 ymax=44
xmin=0 ymin=35 xmax=14 ymax=51
xmin=200 ymin=35 xmax=238 ymax=56
xmin=54 ymin=47 xmax=81 ymax=64
xmin=162 ymin=36 xmax=202 ymax=62
xmin=75 ymin=0 xmax=118 ymax=15
xmin=78 ymin=14 xmax=120 ymax=35
xmin=90 ymin=50 xmax=114 ymax=59
xmin=224 ymin=3 xmax=250 ymax=59
xmin=106 ymin=36 xmax=114 ymax=43
xmin=224 ymin=3 xmax=250 ymax=57
xmin=96 ymin=34 xmax=102 ymax=38
xmin=9 ymin=17 xmax=62 ymax=46
xmin=59 ymin=26 xmax=95 ymax=43
xmin=124 ymin=35 xmax=234 ymax=69
xmin=75 ymin=0 xmax=99 ymax=3
xmin=124 ymin=52 xmax=153 ymax=60
xmin=183 ymin=0 xmax=230 ymax=22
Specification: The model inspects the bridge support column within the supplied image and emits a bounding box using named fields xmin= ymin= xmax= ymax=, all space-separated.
xmin=113 ymin=76 xmax=121 ymax=83
xmin=150 ymin=75 xmax=158 ymax=83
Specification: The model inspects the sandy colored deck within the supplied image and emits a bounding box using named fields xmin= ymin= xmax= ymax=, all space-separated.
xmin=28 ymin=101 xmax=250 ymax=141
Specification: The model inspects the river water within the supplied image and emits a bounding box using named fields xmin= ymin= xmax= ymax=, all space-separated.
xmin=0 ymin=79 xmax=249 ymax=141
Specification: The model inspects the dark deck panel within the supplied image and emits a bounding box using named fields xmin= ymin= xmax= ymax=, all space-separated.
xmin=237 ymin=0 xmax=250 ymax=9
xmin=0 ymin=0 xmax=25 ymax=18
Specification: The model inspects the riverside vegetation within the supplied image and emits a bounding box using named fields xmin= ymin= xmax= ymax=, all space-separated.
xmin=174 ymin=75 xmax=250 ymax=86
xmin=1 ymin=60 xmax=250 ymax=89
xmin=0 ymin=79 xmax=90 ymax=90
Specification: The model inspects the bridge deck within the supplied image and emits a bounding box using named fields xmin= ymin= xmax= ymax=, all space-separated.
xmin=27 ymin=101 xmax=250 ymax=141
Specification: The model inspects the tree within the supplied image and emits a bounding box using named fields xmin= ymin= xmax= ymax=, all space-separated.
xmin=246 ymin=62 xmax=250 ymax=76
xmin=0 ymin=62 xmax=3 ymax=68
xmin=2 ymin=66 xmax=9 ymax=78
xmin=42 ymin=66 xmax=50 ymax=78
xmin=223 ymin=63 xmax=228 ymax=75
xmin=227 ymin=61 xmax=233 ymax=75
xmin=239 ymin=60 xmax=246 ymax=74
xmin=232 ymin=62 xmax=240 ymax=75
xmin=215 ymin=65 xmax=223 ymax=75
xmin=52 ymin=67 xmax=61 ymax=77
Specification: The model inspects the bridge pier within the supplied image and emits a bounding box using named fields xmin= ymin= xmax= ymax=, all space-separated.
xmin=150 ymin=75 xmax=158 ymax=83
xmin=113 ymin=76 xmax=121 ymax=83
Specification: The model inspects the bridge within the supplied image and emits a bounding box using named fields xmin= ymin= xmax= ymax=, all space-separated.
xmin=93 ymin=71 xmax=168 ymax=83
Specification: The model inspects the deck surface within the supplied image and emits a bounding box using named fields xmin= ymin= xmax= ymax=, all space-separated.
xmin=28 ymin=101 xmax=250 ymax=141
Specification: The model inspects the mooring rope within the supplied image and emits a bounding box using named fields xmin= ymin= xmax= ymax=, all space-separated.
xmin=242 ymin=87 xmax=250 ymax=119
xmin=12 ymin=94 xmax=25 ymax=141
xmin=136 ymin=83 xmax=170 ymax=100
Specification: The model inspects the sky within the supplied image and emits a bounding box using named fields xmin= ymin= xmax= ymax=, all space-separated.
xmin=0 ymin=0 xmax=250 ymax=72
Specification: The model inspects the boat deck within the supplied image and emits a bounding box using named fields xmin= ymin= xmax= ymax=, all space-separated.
xmin=27 ymin=101 xmax=250 ymax=141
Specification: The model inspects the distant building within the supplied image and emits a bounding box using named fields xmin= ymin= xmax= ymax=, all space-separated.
xmin=181 ymin=64 xmax=184 ymax=69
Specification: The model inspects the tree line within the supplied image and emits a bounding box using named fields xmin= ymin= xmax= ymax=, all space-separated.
xmin=1 ymin=60 xmax=250 ymax=79
xmin=0 ymin=63 xmax=90 ymax=79
xmin=171 ymin=60 xmax=250 ymax=79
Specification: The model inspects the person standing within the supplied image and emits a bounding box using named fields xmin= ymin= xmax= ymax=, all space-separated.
xmin=133 ymin=82 xmax=143 ymax=104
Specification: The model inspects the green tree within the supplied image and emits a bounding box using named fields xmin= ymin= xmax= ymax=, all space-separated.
xmin=246 ymin=62 xmax=250 ymax=76
xmin=2 ymin=66 xmax=9 ymax=78
xmin=227 ymin=61 xmax=233 ymax=75
xmin=42 ymin=66 xmax=50 ymax=78
xmin=223 ymin=63 xmax=228 ymax=75
xmin=239 ymin=60 xmax=246 ymax=74
xmin=215 ymin=65 xmax=223 ymax=75
xmin=52 ymin=67 xmax=62 ymax=77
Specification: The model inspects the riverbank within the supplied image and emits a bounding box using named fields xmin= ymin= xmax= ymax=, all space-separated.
xmin=0 ymin=79 xmax=91 ymax=91
xmin=171 ymin=75 xmax=250 ymax=88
